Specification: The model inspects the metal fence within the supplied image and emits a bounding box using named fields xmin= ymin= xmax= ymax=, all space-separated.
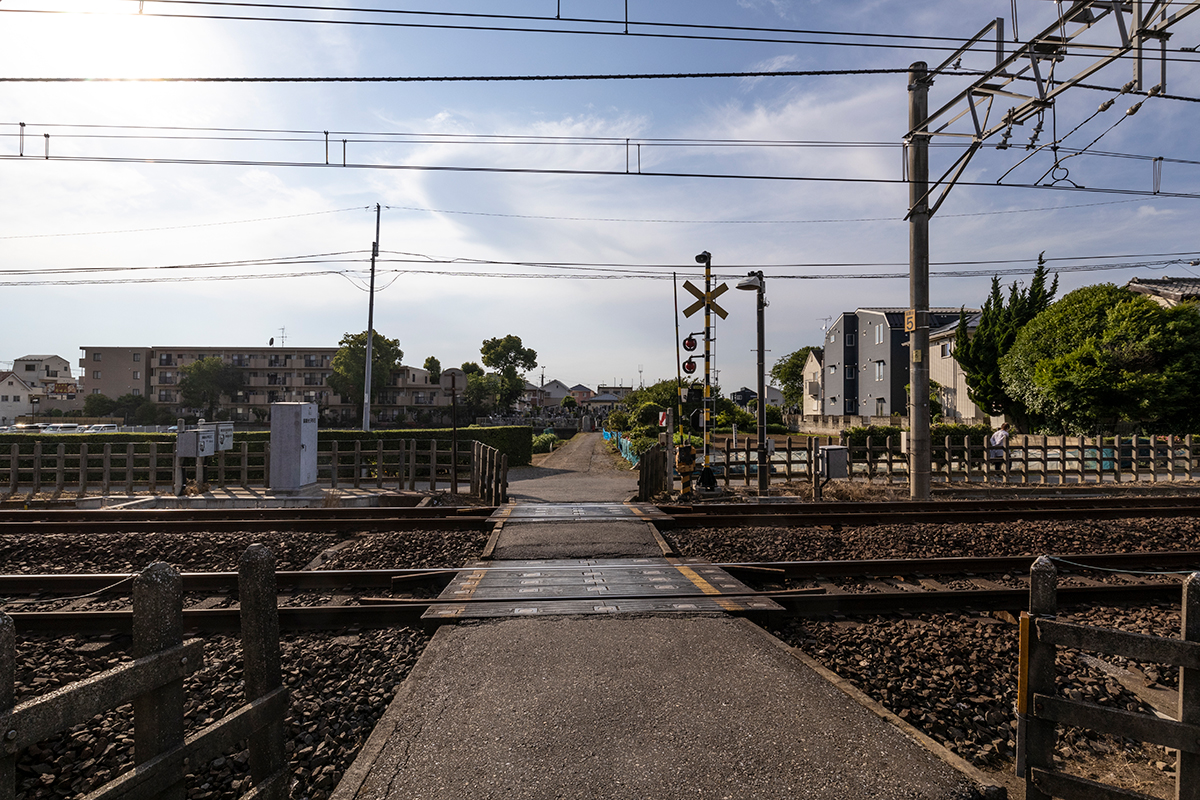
xmin=696 ymin=433 xmax=1200 ymax=486
xmin=1017 ymin=556 xmax=1199 ymax=800
xmin=0 ymin=546 xmax=287 ymax=800
xmin=1 ymin=438 xmax=493 ymax=497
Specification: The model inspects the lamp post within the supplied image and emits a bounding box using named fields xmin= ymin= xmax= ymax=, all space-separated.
xmin=737 ymin=270 xmax=768 ymax=494
xmin=30 ymin=395 xmax=39 ymax=425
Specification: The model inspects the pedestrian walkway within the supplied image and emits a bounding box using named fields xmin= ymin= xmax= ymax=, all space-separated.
xmin=506 ymin=432 xmax=638 ymax=503
xmin=330 ymin=441 xmax=987 ymax=800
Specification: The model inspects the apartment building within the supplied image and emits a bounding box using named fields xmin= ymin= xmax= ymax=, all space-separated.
xmin=78 ymin=347 xmax=152 ymax=399
xmin=821 ymin=308 xmax=964 ymax=418
xmin=80 ymin=345 xmax=455 ymax=423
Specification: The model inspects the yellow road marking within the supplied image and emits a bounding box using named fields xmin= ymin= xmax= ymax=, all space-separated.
xmin=668 ymin=559 xmax=742 ymax=612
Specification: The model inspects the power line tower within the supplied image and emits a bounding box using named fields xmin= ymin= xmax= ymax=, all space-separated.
xmin=905 ymin=1 xmax=1200 ymax=501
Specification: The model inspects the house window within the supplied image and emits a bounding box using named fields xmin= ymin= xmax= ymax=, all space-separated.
xmin=941 ymin=342 xmax=951 ymax=358
xmin=23 ymin=364 xmax=34 ymax=371
xmin=93 ymin=353 xmax=102 ymax=362
xmin=875 ymin=323 xmax=884 ymax=344
xmin=92 ymin=389 xmax=101 ymax=395
xmin=92 ymin=370 xmax=101 ymax=379
xmin=132 ymin=371 xmax=140 ymax=380
xmin=844 ymin=399 xmax=855 ymax=413
xmin=845 ymin=333 xmax=856 ymax=347
xmin=132 ymin=389 xmax=141 ymax=396
xmin=133 ymin=353 xmax=141 ymax=362
xmin=828 ymin=365 xmax=837 ymax=374
xmin=0 ymin=396 xmax=6 ymax=402
xmin=875 ymin=362 xmax=885 ymax=381
xmin=12 ymin=395 xmax=18 ymax=402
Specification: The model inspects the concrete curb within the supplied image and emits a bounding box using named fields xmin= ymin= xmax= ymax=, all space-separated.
xmin=735 ymin=618 xmax=1008 ymax=799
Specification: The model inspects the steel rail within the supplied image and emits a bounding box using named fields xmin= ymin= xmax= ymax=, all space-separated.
xmin=4 ymin=581 xmax=1182 ymax=634
xmin=1 ymin=552 xmax=1197 ymax=596
xmin=659 ymin=496 xmax=1200 ymax=517
xmin=0 ymin=506 xmax=495 ymax=521
xmin=657 ymin=504 xmax=1200 ymax=528
xmin=0 ymin=517 xmax=493 ymax=533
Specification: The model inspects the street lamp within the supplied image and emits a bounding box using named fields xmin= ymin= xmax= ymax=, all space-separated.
xmin=736 ymin=270 xmax=768 ymax=494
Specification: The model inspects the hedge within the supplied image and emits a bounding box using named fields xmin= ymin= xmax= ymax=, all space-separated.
xmin=0 ymin=425 xmax=534 ymax=467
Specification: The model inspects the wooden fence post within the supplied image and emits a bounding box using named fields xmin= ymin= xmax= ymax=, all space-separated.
xmin=1180 ymin=573 xmax=1200 ymax=799
xmin=500 ymin=454 xmax=508 ymax=503
xmin=7 ymin=444 xmax=16 ymax=499
xmin=785 ymin=437 xmax=794 ymax=482
xmin=79 ymin=443 xmax=90 ymax=496
xmin=239 ymin=545 xmax=288 ymax=799
xmin=32 ymin=442 xmax=42 ymax=496
xmin=376 ymin=440 xmax=384 ymax=490
xmin=353 ymin=439 xmax=362 ymax=489
xmin=133 ymin=562 xmax=185 ymax=800
xmin=407 ymin=439 xmax=417 ymax=491
xmin=149 ymin=442 xmax=159 ymax=493
xmin=125 ymin=443 xmax=135 ymax=495
xmin=101 ymin=443 xmax=112 ymax=495
xmin=429 ymin=439 xmax=438 ymax=491
xmin=55 ymin=444 xmax=65 ymax=495
xmin=1 ymin=613 xmax=13 ymax=800
xmin=1018 ymin=555 xmax=1057 ymax=800
xmin=330 ymin=440 xmax=339 ymax=489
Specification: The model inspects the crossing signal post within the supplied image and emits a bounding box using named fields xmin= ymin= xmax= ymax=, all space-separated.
xmin=682 ymin=252 xmax=728 ymax=466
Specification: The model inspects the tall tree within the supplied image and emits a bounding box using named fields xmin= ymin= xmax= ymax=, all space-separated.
xmin=480 ymin=335 xmax=537 ymax=411
xmin=953 ymin=253 xmax=1058 ymax=420
xmin=423 ymin=356 xmax=442 ymax=384
xmin=327 ymin=331 xmax=404 ymax=416
xmin=461 ymin=361 xmax=484 ymax=376
xmin=769 ymin=346 xmax=822 ymax=408
xmin=179 ymin=357 xmax=244 ymax=419
xmin=1001 ymin=284 xmax=1200 ymax=432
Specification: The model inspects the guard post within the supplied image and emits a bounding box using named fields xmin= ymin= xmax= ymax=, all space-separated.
xmin=676 ymin=443 xmax=695 ymax=501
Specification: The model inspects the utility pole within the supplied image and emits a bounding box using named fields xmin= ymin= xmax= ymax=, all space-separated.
xmin=362 ymin=203 xmax=380 ymax=432
xmin=907 ymin=62 xmax=932 ymax=501
xmin=698 ymin=251 xmax=713 ymax=466
xmin=901 ymin=5 xmax=1200 ymax=502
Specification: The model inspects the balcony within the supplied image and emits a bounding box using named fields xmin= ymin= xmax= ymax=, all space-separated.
xmin=158 ymin=357 xmax=176 ymax=367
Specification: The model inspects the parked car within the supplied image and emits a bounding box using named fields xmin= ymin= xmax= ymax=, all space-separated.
xmin=42 ymin=423 xmax=81 ymax=433
xmin=85 ymin=424 xmax=119 ymax=433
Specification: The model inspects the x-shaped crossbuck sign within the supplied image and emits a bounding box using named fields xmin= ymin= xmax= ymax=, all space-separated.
xmin=681 ymin=280 xmax=729 ymax=320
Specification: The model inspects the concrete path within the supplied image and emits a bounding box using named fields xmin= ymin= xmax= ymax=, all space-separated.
xmin=335 ymin=615 xmax=979 ymax=800
xmin=506 ymin=433 xmax=637 ymax=503
xmin=330 ymin=439 xmax=985 ymax=800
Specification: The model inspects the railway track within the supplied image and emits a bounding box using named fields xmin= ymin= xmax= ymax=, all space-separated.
xmin=659 ymin=495 xmax=1200 ymax=527
xmin=2 ymin=494 xmax=1198 ymax=534
xmin=4 ymin=551 xmax=1194 ymax=633
xmin=0 ymin=505 xmax=496 ymax=533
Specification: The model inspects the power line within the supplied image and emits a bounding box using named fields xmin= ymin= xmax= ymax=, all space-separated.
xmin=4 ymin=152 xmax=1198 ymax=200
xmin=0 ymin=67 xmax=913 ymax=83
xmin=10 ymin=3 xmax=1200 ymax=66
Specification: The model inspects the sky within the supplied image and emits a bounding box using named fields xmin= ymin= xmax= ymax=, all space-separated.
xmin=2 ymin=0 xmax=1200 ymax=395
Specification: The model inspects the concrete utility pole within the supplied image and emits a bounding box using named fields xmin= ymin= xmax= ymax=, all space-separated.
xmin=362 ymin=203 xmax=380 ymax=432
xmin=907 ymin=63 xmax=932 ymax=501
xmin=903 ymin=3 xmax=1200 ymax=500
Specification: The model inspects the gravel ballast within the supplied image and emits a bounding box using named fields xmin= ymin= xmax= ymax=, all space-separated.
xmin=667 ymin=516 xmax=1195 ymax=798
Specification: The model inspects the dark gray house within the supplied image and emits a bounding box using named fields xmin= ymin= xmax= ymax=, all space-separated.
xmin=823 ymin=307 xmax=962 ymax=418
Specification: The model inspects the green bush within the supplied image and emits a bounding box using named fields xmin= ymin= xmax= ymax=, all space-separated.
xmin=608 ymin=410 xmax=630 ymax=431
xmin=532 ymin=433 xmax=559 ymax=454
xmin=844 ymin=425 xmax=903 ymax=446
xmin=629 ymin=435 xmax=659 ymax=457
xmin=633 ymin=402 xmax=665 ymax=427
xmin=931 ymin=423 xmax=991 ymax=446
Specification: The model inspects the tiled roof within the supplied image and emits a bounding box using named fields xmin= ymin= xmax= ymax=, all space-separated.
xmin=1126 ymin=277 xmax=1200 ymax=303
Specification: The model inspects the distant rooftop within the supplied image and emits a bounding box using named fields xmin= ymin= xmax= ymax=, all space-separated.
xmin=1126 ymin=277 xmax=1200 ymax=306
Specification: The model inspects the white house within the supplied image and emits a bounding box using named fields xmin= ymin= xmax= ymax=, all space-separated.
xmin=0 ymin=372 xmax=35 ymax=426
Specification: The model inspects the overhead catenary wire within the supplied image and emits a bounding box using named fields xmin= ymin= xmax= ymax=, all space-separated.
xmin=8 ymin=3 xmax=1200 ymax=68
xmin=3 ymin=152 xmax=1197 ymax=200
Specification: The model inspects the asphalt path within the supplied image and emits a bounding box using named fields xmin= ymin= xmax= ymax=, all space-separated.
xmin=336 ymin=616 xmax=979 ymax=800
xmin=507 ymin=433 xmax=638 ymax=504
